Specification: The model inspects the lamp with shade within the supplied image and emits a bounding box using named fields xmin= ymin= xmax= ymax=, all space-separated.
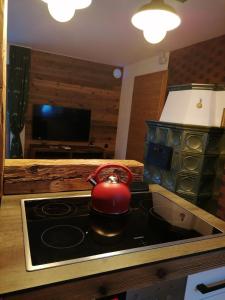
xmin=41 ymin=0 xmax=92 ymax=23
xmin=131 ymin=0 xmax=181 ymax=44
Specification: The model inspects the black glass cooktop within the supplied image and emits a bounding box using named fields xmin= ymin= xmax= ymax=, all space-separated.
xmin=21 ymin=191 xmax=222 ymax=271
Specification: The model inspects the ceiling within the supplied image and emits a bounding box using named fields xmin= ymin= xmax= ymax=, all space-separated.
xmin=7 ymin=0 xmax=225 ymax=66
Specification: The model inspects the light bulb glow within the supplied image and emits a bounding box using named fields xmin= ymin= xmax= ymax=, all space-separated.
xmin=143 ymin=29 xmax=167 ymax=44
xmin=132 ymin=9 xmax=181 ymax=31
xmin=47 ymin=0 xmax=76 ymax=22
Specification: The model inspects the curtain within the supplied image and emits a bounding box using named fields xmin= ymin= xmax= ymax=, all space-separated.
xmin=8 ymin=45 xmax=31 ymax=158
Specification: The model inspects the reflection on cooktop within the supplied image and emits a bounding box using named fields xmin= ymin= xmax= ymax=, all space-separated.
xmin=21 ymin=192 xmax=222 ymax=271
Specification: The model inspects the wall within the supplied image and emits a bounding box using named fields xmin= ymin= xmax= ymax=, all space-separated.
xmin=25 ymin=50 xmax=122 ymax=157
xmin=168 ymin=35 xmax=225 ymax=85
xmin=115 ymin=53 xmax=169 ymax=159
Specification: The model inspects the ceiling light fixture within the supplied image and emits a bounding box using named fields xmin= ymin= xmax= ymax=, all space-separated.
xmin=41 ymin=0 xmax=92 ymax=23
xmin=131 ymin=0 xmax=181 ymax=44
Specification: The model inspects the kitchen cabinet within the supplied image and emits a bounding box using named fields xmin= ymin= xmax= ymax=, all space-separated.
xmin=184 ymin=266 xmax=225 ymax=300
xmin=126 ymin=277 xmax=186 ymax=300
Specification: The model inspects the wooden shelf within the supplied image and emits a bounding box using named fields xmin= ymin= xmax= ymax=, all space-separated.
xmin=29 ymin=144 xmax=106 ymax=159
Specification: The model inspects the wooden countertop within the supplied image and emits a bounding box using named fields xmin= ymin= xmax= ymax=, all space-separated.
xmin=1 ymin=185 xmax=225 ymax=296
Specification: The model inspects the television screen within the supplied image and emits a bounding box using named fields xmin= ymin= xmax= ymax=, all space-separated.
xmin=32 ymin=104 xmax=91 ymax=142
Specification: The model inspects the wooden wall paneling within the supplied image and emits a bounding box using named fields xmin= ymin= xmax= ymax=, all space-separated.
xmin=126 ymin=71 xmax=168 ymax=162
xmin=168 ymin=35 xmax=225 ymax=85
xmin=29 ymin=50 xmax=121 ymax=90
xmin=25 ymin=50 xmax=122 ymax=158
xmin=3 ymin=159 xmax=143 ymax=195
xmin=0 ymin=0 xmax=7 ymax=202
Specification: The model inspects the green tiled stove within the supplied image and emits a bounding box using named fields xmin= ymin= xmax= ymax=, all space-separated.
xmin=144 ymin=120 xmax=225 ymax=212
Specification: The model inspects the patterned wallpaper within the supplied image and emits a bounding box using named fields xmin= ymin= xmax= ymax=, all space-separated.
xmin=168 ymin=35 xmax=225 ymax=85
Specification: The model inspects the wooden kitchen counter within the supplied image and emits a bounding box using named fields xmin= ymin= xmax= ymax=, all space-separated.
xmin=1 ymin=185 xmax=225 ymax=299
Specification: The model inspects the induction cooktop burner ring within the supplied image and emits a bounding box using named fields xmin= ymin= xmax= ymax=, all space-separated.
xmin=36 ymin=202 xmax=77 ymax=217
xmin=41 ymin=225 xmax=85 ymax=249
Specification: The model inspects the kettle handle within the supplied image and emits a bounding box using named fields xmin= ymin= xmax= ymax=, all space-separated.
xmin=91 ymin=163 xmax=133 ymax=185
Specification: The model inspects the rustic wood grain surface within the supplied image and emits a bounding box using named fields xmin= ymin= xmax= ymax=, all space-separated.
xmin=3 ymin=159 xmax=143 ymax=194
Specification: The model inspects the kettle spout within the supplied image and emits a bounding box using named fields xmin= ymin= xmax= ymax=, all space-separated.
xmin=87 ymin=175 xmax=97 ymax=186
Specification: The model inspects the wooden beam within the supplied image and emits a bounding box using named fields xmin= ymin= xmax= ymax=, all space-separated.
xmin=4 ymin=159 xmax=143 ymax=194
xmin=0 ymin=0 xmax=7 ymax=203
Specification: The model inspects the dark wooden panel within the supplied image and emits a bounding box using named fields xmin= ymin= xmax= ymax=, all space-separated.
xmin=126 ymin=71 xmax=168 ymax=162
xmin=168 ymin=35 xmax=225 ymax=85
xmin=25 ymin=50 xmax=122 ymax=158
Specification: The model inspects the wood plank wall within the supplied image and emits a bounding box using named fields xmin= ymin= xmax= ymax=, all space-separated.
xmin=25 ymin=50 xmax=122 ymax=158
xmin=168 ymin=34 xmax=225 ymax=85
xmin=0 ymin=0 xmax=7 ymax=202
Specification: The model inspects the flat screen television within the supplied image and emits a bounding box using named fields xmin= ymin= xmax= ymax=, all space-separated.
xmin=32 ymin=104 xmax=91 ymax=142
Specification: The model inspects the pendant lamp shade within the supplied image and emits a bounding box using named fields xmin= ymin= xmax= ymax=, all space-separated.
xmin=41 ymin=0 xmax=92 ymax=23
xmin=47 ymin=0 xmax=76 ymax=22
xmin=131 ymin=0 xmax=181 ymax=44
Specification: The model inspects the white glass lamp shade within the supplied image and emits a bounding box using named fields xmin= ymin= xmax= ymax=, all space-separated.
xmin=41 ymin=0 xmax=92 ymax=20
xmin=74 ymin=0 xmax=92 ymax=10
xmin=132 ymin=9 xmax=181 ymax=32
xmin=47 ymin=0 xmax=76 ymax=22
xmin=143 ymin=29 xmax=167 ymax=44
xmin=131 ymin=0 xmax=181 ymax=40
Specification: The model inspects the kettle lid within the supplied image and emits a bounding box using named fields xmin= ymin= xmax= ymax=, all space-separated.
xmin=106 ymin=175 xmax=119 ymax=184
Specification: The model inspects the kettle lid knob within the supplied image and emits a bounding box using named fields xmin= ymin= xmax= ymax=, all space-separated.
xmin=106 ymin=175 xmax=119 ymax=184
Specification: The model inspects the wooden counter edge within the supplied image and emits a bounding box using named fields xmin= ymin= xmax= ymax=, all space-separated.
xmin=2 ymin=248 xmax=225 ymax=300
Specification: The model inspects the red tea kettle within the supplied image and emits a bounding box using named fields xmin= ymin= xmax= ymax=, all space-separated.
xmin=87 ymin=163 xmax=133 ymax=215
